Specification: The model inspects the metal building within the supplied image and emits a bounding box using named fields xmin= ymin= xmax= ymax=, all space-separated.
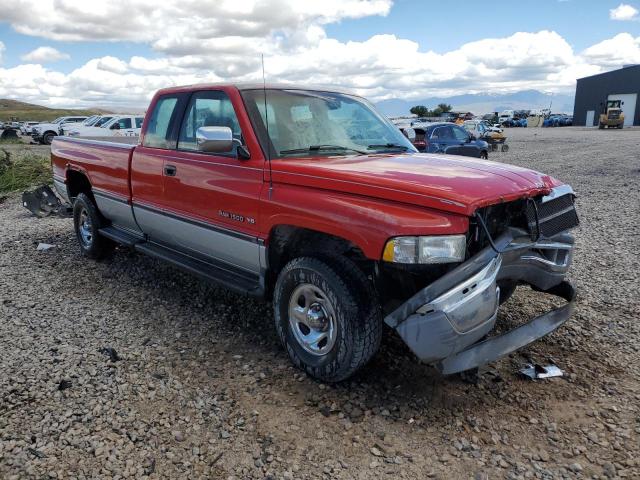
xmin=573 ymin=65 xmax=640 ymax=127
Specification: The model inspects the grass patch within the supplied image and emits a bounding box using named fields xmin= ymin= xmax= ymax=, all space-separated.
xmin=0 ymin=149 xmax=51 ymax=194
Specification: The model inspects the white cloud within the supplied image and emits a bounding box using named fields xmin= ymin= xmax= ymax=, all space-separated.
xmin=0 ymin=41 xmax=5 ymax=63
xmin=582 ymin=33 xmax=640 ymax=66
xmin=21 ymin=46 xmax=70 ymax=63
xmin=610 ymin=3 xmax=639 ymax=21
xmin=0 ymin=1 xmax=639 ymax=108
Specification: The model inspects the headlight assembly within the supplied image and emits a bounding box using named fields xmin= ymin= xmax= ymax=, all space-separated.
xmin=382 ymin=235 xmax=466 ymax=264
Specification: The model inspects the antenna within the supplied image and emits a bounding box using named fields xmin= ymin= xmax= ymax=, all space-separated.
xmin=261 ymin=54 xmax=273 ymax=197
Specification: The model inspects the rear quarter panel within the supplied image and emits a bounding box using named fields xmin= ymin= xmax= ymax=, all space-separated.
xmin=51 ymin=138 xmax=135 ymax=200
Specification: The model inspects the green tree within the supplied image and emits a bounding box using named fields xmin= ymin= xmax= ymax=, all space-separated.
xmin=409 ymin=105 xmax=429 ymax=117
xmin=437 ymin=103 xmax=452 ymax=113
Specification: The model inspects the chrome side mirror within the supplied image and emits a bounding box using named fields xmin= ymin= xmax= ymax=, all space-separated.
xmin=196 ymin=126 xmax=233 ymax=153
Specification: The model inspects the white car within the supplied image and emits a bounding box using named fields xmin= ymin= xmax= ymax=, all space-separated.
xmin=58 ymin=115 xmax=101 ymax=135
xmin=20 ymin=121 xmax=40 ymax=135
xmin=67 ymin=115 xmax=144 ymax=137
xmin=32 ymin=116 xmax=88 ymax=144
xmin=64 ymin=115 xmax=115 ymax=136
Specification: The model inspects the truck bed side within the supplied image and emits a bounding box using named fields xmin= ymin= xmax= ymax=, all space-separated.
xmin=51 ymin=137 xmax=137 ymax=202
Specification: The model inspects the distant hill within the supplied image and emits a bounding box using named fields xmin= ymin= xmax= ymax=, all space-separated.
xmin=376 ymin=90 xmax=575 ymax=117
xmin=0 ymin=99 xmax=110 ymax=122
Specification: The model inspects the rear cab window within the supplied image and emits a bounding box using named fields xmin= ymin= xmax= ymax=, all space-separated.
xmin=143 ymin=96 xmax=180 ymax=149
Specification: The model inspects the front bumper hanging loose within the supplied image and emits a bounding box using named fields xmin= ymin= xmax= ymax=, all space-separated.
xmin=384 ymin=229 xmax=576 ymax=375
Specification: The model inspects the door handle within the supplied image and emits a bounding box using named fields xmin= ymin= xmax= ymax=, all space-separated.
xmin=164 ymin=165 xmax=177 ymax=176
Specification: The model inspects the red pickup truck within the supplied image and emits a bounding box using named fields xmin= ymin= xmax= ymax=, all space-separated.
xmin=51 ymin=83 xmax=579 ymax=381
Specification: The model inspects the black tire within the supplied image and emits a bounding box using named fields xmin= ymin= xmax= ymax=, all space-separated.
xmin=501 ymin=144 xmax=509 ymax=152
xmin=480 ymin=150 xmax=488 ymax=160
xmin=43 ymin=131 xmax=55 ymax=145
xmin=598 ymin=124 xmax=604 ymax=130
xmin=73 ymin=193 xmax=114 ymax=259
xmin=273 ymin=256 xmax=383 ymax=382
xmin=617 ymin=124 xmax=623 ymax=129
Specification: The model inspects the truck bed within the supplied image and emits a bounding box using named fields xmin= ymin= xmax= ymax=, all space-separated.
xmin=51 ymin=136 xmax=136 ymax=201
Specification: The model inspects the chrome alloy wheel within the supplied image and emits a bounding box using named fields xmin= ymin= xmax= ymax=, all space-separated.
xmin=78 ymin=208 xmax=93 ymax=246
xmin=288 ymin=283 xmax=337 ymax=356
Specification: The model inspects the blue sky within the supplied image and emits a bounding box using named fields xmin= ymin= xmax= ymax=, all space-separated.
xmin=0 ymin=0 xmax=639 ymax=107
xmin=325 ymin=0 xmax=639 ymax=51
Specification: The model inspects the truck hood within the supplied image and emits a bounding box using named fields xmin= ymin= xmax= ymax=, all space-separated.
xmin=270 ymin=153 xmax=560 ymax=216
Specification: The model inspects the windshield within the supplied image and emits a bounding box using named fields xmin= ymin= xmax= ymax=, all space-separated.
xmin=83 ymin=115 xmax=99 ymax=126
xmin=95 ymin=116 xmax=114 ymax=127
xmin=242 ymin=89 xmax=416 ymax=158
xmin=52 ymin=117 xmax=64 ymax=124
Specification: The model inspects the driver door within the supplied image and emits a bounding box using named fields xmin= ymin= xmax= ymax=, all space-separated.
xmin=160 ymin=89 xmax=263 ymax=274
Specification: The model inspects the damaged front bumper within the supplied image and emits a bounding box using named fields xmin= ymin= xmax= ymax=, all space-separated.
xmin=384 ymin=230 xmax=576 ymax=375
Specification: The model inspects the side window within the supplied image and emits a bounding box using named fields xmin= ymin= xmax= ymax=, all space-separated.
xmin=113 ymin=118 xmax=132 ymax=130
xmin=178 ymin=90 xmax=241 ymax=152
xmin=431 ymin=126 xmax=453 ymax=140
xmin=452 ymin=126 xmax=469 ymax=142
xmin=135 ymin=117 xmax=144 ymax=129
xmin=143 ymin=96 xmax=179 ymax=149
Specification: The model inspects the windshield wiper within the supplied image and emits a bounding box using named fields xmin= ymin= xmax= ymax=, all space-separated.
xmin=279 ymin=145 xmax=368 ymax=155
xmin=367 ymin=143 xmax=411 ymax=151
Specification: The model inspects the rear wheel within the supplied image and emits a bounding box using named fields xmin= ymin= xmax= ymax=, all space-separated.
xmin=273 ymin=256 xmax=382 ymax=382
xmin=501 ymin=144 xmax=509 ymax=152
xmin=73 ymin=193 xmax=114 ymax=259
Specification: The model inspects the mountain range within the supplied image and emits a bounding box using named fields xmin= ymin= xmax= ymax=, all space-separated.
xmin=375 ymin=90 xmax=575 ymax=117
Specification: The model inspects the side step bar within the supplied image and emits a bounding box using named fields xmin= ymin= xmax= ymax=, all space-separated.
xmin=99 ymin=226 xmax=143 ymax=247
xmin=135 ymin=242 xmax=263 ymax=297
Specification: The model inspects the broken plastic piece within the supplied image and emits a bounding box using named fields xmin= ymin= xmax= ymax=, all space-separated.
xmin=519 ymin=363 xmax=564 ymax=380
xmin=22 ymin=185 xmax=70 ymax=217
xmin=36 ymin=243 xmax=55 ymax=251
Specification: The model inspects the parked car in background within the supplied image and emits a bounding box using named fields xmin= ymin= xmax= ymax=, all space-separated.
xmin=32 ymin=116 xmax=88 ymax=144
xmin=59 ymin=115 xmax=101 ymax=135
xmin=67 ymin=115 xmax=144 ymax=137
xmin=64 ymin=115 xmax=114 ymax=136
xmin=417 ymin=122 xmax=489 ymax=158
xmin=20 ymin=121 xmax=40 ymax=135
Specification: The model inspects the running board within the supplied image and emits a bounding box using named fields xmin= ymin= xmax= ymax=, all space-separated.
xmin=99 ymin=226 xmax=143 ymax=247
xmin=134 ymin=242 xmax=263 ymax=297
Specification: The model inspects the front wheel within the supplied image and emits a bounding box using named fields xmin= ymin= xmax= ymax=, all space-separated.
xmin=43 ymin=132 xmax=55 ymax=145
xmin=273 ymin=256 xmax=382 ymax=382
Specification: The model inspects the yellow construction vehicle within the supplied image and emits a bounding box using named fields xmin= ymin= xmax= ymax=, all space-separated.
xmin=599 ymin=100 xmax=624 ymax=129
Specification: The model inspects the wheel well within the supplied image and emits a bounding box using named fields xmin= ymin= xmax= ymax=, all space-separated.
xmin=66 ymin=170 xmax=93 ymax=202
xmin=43 ymin=130 xmax=57 ymax=137
xmin=266 ymin=225 xmax=372 ymax=295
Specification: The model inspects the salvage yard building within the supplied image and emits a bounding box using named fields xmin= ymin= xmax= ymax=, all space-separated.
xmin=573 ymin=64 xmax=640 ymax=127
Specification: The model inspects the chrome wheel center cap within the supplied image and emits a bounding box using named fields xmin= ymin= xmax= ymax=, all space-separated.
xmin=306 ymin=304 xmax=328 ymax=330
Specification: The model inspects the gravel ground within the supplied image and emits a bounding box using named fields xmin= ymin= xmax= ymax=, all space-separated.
xmin=1 ymin=128 xmax=639 ymax=479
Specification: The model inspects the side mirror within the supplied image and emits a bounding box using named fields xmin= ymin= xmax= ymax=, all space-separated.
xmin=196 ymin=126 xmax=233 ymax=153
xmin=403 ymin=127 xmax=416 ymax=142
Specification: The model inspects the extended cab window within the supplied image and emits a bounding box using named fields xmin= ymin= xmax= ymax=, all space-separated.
xmin=178 ymin=91 xmax=242 ymax=152
xmin=135 ymin=117 xmax=144 ymax=129
xmin=143 ymin=96 xmax=179 ymax=148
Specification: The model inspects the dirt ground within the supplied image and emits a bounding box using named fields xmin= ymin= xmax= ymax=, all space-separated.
xmin=1 ymin=127 xmax=639 ymax=479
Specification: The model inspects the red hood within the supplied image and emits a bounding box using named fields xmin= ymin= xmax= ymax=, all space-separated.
xmin=270 ymin=153 xmax=560 ymax=216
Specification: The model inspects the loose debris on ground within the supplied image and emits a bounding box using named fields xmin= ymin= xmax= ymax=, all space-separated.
xmin=1 ymin=128 xmax=639 ymax=479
